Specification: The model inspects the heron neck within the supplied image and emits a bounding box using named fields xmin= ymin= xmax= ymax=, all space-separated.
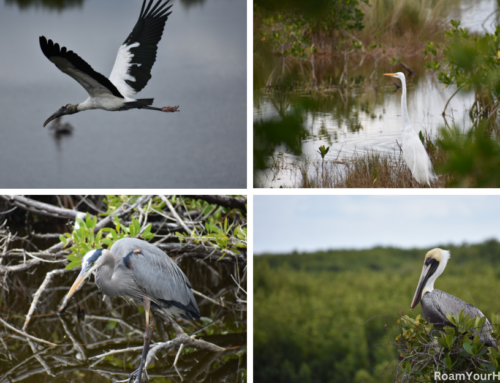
xmin=95 ymin=253 xmax=117 ymax=297
xmin=400 ymin=78 xmax=412 ymax=128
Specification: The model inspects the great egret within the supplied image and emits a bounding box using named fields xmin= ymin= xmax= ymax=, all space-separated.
xmin=384 ymin=72 xmax=437 ymax=185
xmin=410 ymin=248 xmax=496 ymax=347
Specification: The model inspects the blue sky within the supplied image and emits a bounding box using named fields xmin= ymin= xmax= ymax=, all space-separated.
xmin=254 ymin=195 xmax=500 ymax=254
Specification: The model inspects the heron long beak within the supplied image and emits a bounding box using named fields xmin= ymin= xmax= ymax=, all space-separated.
xmin=384 ymin=73 xmax=396 ymax=77
xmin=43 ymin=109 xmax=63 ymax=128
xmin=58 ymin=265 xmax=96 ymax=314
xmin=410 ymin=259 xmax=439 ymax=310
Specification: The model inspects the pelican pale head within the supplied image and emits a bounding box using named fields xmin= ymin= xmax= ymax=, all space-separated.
xmin=410 ymin=248 xmax=450 ymax=310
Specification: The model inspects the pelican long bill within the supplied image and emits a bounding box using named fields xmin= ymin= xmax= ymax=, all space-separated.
xmin=410 ymin=258 xmax=439 ymax=310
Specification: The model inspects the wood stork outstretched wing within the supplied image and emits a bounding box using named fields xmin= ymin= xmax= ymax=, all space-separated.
xmin=109 ymin=0 xmax=173 ymax=99
xmin=39 ymin=36 xmax=124 ymax=99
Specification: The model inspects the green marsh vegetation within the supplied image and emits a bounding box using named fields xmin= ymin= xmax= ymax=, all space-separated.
xmin=254 ymin=0 xmax=500 ymax=188
xmin=254 ymin=240 xmax=500 ymax=382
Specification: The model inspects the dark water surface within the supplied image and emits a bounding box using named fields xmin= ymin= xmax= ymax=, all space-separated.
xmin=0 ymin=0 xmax=247 ymax=188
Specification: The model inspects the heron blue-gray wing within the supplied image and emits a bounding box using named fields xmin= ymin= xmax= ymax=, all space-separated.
xmin=110 ymin=238 xmax=200 ymax=320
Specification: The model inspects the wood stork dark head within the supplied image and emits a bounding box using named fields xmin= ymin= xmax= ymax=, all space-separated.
xmin=43 ymin=104 xmax=79 ymax=127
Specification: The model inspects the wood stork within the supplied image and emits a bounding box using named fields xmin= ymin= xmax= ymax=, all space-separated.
xmin=39 ymin=0 xmax=179 ymax=128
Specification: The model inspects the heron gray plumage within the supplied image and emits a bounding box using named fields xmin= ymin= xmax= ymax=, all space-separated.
xmin=410 ymin=248 xmax=496 ymax=348
xmin=40 ymin=0 xmax=180 ymax=128
xmin=59 ymin=238 xmax=200 ymax=382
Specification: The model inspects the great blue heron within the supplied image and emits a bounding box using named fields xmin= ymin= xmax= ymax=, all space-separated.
xmin=40 ymin=0 xmax=180 ymax=128
xmin=384 ymin=72 xmax=437 ymax=185
xmin=59 ymin=238 xmax=200 ymax=382
xmin=410 ymin=248 xmax=496 ymax=347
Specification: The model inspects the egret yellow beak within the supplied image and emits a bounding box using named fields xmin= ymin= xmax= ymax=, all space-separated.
xmin=384 ymin=73 xmax=396 ymax=77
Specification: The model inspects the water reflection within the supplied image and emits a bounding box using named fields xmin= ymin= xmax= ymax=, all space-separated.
xmin=5 ymin=0 xmax=84 ymax=11
xmin=179 ymin=0 xmax=206 ymax=9
xmin=254 ymin=55 xmax=474 ymax=187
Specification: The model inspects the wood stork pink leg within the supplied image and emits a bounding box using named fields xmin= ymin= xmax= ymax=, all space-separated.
xmin=161 ymin=105 xmax=180 ymax=112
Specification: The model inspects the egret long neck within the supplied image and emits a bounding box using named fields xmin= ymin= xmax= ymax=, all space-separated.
xmin=400 ymin=78 xmax=412 ymax=128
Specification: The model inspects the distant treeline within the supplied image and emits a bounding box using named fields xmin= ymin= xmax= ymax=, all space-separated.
xmin=257 ymin=239 xmax=500 ymax=272
xmin=254 ymin=239 xmax=500 ymax=383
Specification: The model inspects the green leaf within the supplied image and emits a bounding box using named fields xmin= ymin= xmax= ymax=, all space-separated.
xmin=102 ymin=238 xmax=113 ymax=246
xmin=65 ymin=261 xmax=80 ymax=270
xmin=66 ymin=255 xmax=81 ymax=262
xmin=59 ymin=235 xmax=67 ymax=245
xmin=463 ymin=342 xmax=474 ymax=355
xmin=106 ymin=321 xmax=117 ymax=330
xmin=445 ymin=355 xmax=452 ymax=370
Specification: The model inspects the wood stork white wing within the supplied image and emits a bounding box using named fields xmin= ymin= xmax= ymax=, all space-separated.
xmin=39 ymin=0 xmax=179 ymax=127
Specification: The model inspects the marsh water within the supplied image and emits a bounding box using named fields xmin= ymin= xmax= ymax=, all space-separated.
xmin=254 ymin=57 xmax=474 ymax=187
xmin=0 ymin=0 xmax=246 ymax=188
xmin=0 ymin=223 xmax=246 ymax=382
xmin=253 ymin=0 xmax=498 ymax=188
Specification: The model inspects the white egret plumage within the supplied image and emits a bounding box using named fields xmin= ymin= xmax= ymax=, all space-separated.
xmin=384 ymin=72 xmax=437 ymax=185
xmin=410 ymin=249 xmax=496 ymax=348
xmin=40 ymin=0 xmax=179 ymax=127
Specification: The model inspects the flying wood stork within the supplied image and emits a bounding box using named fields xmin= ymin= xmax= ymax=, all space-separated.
xmin=39 ymin=0 xmax=179 ymax=127
xmin=410 ymin=249 xmax=496 ymax=348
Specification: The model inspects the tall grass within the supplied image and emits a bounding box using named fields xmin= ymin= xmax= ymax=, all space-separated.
xmin=269 ymin=131 xmax=454 ymax=188
xmin=359 ymin=0 xmax=457 ymax=44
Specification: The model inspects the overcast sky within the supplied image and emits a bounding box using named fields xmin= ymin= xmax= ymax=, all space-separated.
xmin=254 ymin=195 xmax=500 ymax=254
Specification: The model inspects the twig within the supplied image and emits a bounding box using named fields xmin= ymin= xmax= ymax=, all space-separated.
xmin=0 ymin=317 xmax=57 ymax=346
xmin=89 ymin=345 xmax=144 ymax=360
xmin=192 ymin=289 xmax=225 ymax=308
xmin=180 ymin=195 xmax=247 ymax=213
xmin=23 ymin=250 xmax=67 ymax=264
xmin=173 ymin=343 xmax=185 ymax=366
xmin=161 ymin=196 xmax=192 ymax=234
xmin=85 ymin=315 xmax=141 ymax=333
xmin=442 ymin=85 xmax=464 ymax=116
xmin=0 ymin=195 xmax=86 ymax=220
xmin=23 ymin=268 xmax=71 ymax=331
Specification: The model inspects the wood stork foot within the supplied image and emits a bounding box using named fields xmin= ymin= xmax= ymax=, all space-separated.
xmin=161 ymin=105 xmax=180 ymax=112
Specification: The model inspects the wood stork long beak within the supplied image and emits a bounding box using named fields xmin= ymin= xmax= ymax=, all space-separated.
xmin=384 ymin=73 xmax=396 ymax=77
xmin=410 ymin=258 xmax=440 ymax=310
xmin=58 ymin=264 xmax=98 ymax=314
xmin=43 ymin=108 xmax=64 ymax=128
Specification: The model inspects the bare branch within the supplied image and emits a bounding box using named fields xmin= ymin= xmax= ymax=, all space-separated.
xmin=160 ymin=195 xmax=192 ymax=234
xmin=23 ymin=268 xmax=72 ymax=331
xmin=0 ymin=317 xmax=57 ymax=346
xmin=0 ymin=195 xmax=86 ymax=220
xmin=180 ymin=195 xmax=247 ymax=212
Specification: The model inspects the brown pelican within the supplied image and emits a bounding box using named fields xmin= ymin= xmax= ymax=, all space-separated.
xmin=410 ymin=248 xmax=496 ymax=347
